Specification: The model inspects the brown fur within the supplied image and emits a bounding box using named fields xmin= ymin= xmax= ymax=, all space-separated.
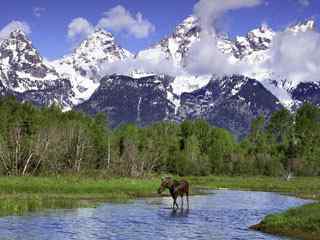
xmin=158 ymin=177 xmax=189 ymax=209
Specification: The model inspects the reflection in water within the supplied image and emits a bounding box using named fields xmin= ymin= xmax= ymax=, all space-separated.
xmin=170 ymin=208 xmax=190 ymax=218
xmin=0 ymin=190 xmax=313 ymax=240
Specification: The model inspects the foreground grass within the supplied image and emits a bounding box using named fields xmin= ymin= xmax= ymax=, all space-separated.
xmin=0 ymin=176 xmax=160 ymax=217
xmin=251 ymin=203 xmax=320 ymax=240
xmin=0 ymin=175 xmax=319 ymax=240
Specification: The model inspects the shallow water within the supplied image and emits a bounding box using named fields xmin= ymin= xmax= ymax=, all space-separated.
xmin=0 ymin=190 xmax=313 ymax=240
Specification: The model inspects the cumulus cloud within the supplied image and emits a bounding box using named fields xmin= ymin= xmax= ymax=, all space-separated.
xmin=185 ymin=0 xmax=262 ymax=76
xmin=97 ymin=5 xmax=155 ymax=39
xmin=101 ymin=53 xmax=183 ymax=77
xmin=33 ymin=7 xmax=46 ymax=18
xmin=185 ymin=32 xmax=247 ymax=76
xmin=0 ymin=21 xmax=31 ymax=40
xmin=67 ymin=17 xmax=94 ymax=42
xmin=194 ymin=0 xmax=262 ymax=32
xmin=266 ymin=30 xmax=320 ymax=85
xmin=67 ymin=5 xmax=155 ymax=43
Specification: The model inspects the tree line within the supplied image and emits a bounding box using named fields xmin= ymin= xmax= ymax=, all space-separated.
xmin=0 ymin=96 xmax=319 ymax=177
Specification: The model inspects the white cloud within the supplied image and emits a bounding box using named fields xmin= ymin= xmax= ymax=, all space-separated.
xmin=67 ymin=5 xmax=155 ymax=43
xmin=297 ymin=0 xmax=310 ymax=7
xmin=185 ymin=0 xmax=262 ymax=76
xmin=101 ymin=52 xmax=183 ymax=77
xmin=97 ymin=5 xmax=155 ymax=39
xmin=0 ymin=21 xmax=31 ymax=40
xmin=67 ymin=17 xmax=94 ymax=41
xmin=194 ymin=0 xmax=262 ymax=32
xmin=185 ymin=32 xmax=247 ymax=76
xmin=266 ymin=30 xmax=320 ymax=85
xmin=33 ymin=7 xmax=46 ymax=18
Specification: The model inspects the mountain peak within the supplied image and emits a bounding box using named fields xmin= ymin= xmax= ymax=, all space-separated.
xmin=1 ymin=28 xmax=37 ymax=58
xmin=89 ymin=28 xmax=114 ymax=40
xmin=51 ymin=27 xmax=133 ymax=105
xmin=175 ymin=15 xmax=200 ymax=35
xmin=288 ymin=19 xmax=316 ymax=33
xmin=8 ymin=28 xmax=30 ymax=42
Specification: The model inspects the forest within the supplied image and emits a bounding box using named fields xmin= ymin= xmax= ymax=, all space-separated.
xmin=0 ymin=96 xmax=319 ymax=177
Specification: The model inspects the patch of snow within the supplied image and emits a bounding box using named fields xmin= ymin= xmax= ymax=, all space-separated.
xmin=171 ymin=74 xmax=212 ymax=96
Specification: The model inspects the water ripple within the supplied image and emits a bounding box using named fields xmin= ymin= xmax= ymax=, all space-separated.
xmin=0 ymin=190 xmax=313 ymax=240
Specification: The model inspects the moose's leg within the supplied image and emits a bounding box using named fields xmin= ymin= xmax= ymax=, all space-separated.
xmin=186 ymin=191 xmax=189 ymax=209
xmin=180 ymin=194 xmax=184 ymax=209
xmin=172 ymin=197 xmax=177 ymax=209
xmin=174 ymin=197 xmax=179 ymax=209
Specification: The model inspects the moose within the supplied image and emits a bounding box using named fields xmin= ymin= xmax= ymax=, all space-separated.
xmin=157 ymin=177 xmax=189 ymax=209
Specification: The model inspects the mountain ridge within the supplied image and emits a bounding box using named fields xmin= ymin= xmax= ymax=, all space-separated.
xmin=0 ymin=16 xmax=319 ymax=136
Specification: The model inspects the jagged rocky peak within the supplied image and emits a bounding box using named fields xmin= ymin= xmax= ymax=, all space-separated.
xmin=233 ymin=24 xmax=275 ymax=59
xmin=137 ymin=15 xmax=201 ymax=66
xmin=0 ymin=29 xmax=42 ymax=65
xmin=0 ymin=28 xmax=62 ymax=91
xmin=174 ymin=15 xmax=201 ymax=37
xmin=247 ymin=24 xmax=274 ymax=50
xmin=0 ymin=28 xmax=74 ymax=109
xmin=73 ymin=28 xmax=133 ymax=62
xmin=52 ymin=28 xmax=133 ymax=105
xmin=8 ymin=29 xmax=30 ymax=42
xmin=288 ymin=19 xmax=316 ymax=33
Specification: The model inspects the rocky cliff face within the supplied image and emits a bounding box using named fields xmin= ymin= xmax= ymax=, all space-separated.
xmin=76 ymin=74 xmax=176 ymax=127
xmin=0 ymin=29 xmax=74 ymax=108
xmin=178 ymin=75 xmax=283 ymax=137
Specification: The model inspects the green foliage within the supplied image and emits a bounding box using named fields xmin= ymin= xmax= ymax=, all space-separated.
xmin=255 ymin=202 xmax=320 ymax=239
xmin=0 ymin=97 xmax=319 ymax=177
xmin=0 ymin=97 xmax=110 ymax=176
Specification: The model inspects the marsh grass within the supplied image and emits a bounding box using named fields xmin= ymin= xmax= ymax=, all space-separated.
xmin=0 ymin=175 xmax=319 ymax=221
xmin=252 ymin=203 xmax=320 ymax=240
xmin=0 ymin=176 xmax=160 ymax=216
xmin=189 ymin=176 xmax=320 ymax=200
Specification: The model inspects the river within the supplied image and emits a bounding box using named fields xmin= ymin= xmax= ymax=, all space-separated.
xmin=0 ymin=190 xmax=313 ymax=240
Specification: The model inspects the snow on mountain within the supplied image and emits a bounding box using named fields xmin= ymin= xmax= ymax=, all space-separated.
xmin=137 ymin=16 xmax=201 ymax=67
xmin=0 ymin=30 xmax=62 ymax=92
xmin=52 ymin=29 xmax=133 ymax=105
xmin=133 ymin=16 xmax=318 ymax=111
xmin=0 ymin=29 xmax=74 ymax=109
xmin=288 ymin=19 xmax=316 ymax=33
xmin=244 ymin=20 xmax=317 ymax=109
xmin=0 ymin=15 xmax=318 ymax=127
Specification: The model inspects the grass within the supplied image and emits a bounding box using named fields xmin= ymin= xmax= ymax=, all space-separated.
xmin=189 ymin=176 xmax=320 ymax=200
xmin=0 ymin=175 xmax=320 ymax=240
xmin=0 ymin=176 xmax=160 ymax=217
xmin=251 ymin=203 xmax=320 ymax=240
xmin=190 ymin=176 xmax=320 ymax=240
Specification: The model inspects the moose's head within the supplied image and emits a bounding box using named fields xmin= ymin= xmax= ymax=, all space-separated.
xmin=158 ymin=177 xmax=174 ymax=194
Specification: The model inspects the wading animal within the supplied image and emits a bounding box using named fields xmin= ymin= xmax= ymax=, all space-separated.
xmin=157 ymin=177 xmax=189 ymax=209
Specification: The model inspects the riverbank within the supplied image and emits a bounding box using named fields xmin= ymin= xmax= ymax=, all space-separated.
xmin=1 ymin=175 xmax=319 ymax=240
xmin=251 ymin=203 xmax=320 ymax=240
xmin=0 ymin=176 xmax=160 ymax=217
xmin=190 ymin=176 xmax=320 ymax=240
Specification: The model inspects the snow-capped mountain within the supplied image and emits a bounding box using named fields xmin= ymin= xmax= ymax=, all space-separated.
xmin=0 ymin=30 xmax=59 ymax=91
xmin=0 ymin=16 xmax=319 ymax=136
xmin=76 ymin=74 xmax=176 ymax=127
xmin=244 ymin=20 xmax=317 ymax=109
xmin=178 ymin=75 xmax=283 ymax=137
xmin=52 ymin=29 xmax=133 ymax=105
xmin=137 ymin=16 xmax=201 ymax=67
xmin=0 ymin=29 xmax=74 ymax=108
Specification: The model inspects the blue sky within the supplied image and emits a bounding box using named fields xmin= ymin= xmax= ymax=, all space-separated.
xmin=0 ymin=0 xmax=319 ymax=60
